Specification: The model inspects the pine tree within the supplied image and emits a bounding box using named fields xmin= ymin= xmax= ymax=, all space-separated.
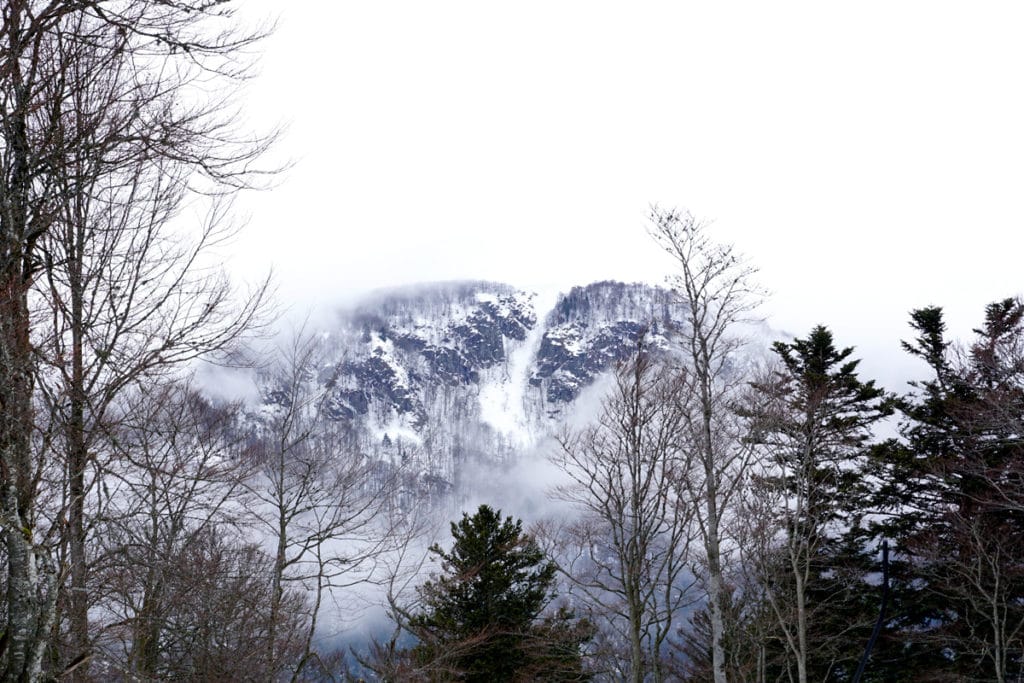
xmin=407 ymin=505 xmax=591 ymax=682
xmin=740 ymin=326 xmax=893 ymax=683
xmin=872 ymin=301 xmax=1024 ymax=682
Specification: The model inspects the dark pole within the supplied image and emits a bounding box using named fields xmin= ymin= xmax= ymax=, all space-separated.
xmin=852 ymin=540 xmax=890 ymax=683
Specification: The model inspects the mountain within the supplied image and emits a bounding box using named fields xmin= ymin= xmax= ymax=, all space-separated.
xmin=246 ymin=280 xmax=688 ymax=502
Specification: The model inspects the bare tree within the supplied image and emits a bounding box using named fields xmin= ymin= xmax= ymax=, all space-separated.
xmin=85 ymin=380 xmax=303 ymax=679
xmin=356 ymin=522 xmax=441 ymax=682
xmin=138 ymin=528 xmax=305 ymax=682
xmin=246 ymin=329 xmax=407 ymax=682
xmin=1 ymin=2 xmax=276 ymax=678
xmin=552 ymin=338 xmax=696 ymax=683
xmin=933 ymin=508 xmax=1024 ymax=683
xmin=647 ymin=206 xmax=763 ymax=683
xmin=35 ymin=64 xmax=269 ymax=676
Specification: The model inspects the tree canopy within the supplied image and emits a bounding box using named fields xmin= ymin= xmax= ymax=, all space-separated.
xmin=407 ymin=505 xmax=591 ymax=682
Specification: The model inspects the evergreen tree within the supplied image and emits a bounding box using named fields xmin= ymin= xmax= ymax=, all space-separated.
xmin=739 ymin=326 xmax=893 ymax=682
xmin=407 ymin=505 xmax=591 ymax=682
xmin=865 ymin=306 xmax=965 ymax=679
xmin=872 ymin=301 xmax=1024 ymax=682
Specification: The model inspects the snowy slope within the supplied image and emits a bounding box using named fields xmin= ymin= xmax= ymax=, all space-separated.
xmin=243 ymin=280 xmax=692 ymax=498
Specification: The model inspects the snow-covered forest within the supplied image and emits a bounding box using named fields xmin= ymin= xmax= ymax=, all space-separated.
xmin=2 ymin=2 xmax=1023 ymax=682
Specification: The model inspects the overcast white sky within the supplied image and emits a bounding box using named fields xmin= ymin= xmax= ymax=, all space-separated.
xmin=228 ymin=1 xmax=1024 ymax=390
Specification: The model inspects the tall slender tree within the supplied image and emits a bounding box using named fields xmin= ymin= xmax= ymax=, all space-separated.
xmin=648 ymin=206 xmax=763 ymax=683
xmin=1 ymin=3 xmax=274 ymax=678
xmin=739 ymin=326 xmax=892 ymax=682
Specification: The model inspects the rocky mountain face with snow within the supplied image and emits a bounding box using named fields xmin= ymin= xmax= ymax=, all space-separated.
xmin=251 ymin=280 xmax=687 ymax=502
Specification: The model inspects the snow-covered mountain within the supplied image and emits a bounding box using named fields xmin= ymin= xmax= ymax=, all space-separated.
xmin=248 ymin=280 xmax=688 ymax=500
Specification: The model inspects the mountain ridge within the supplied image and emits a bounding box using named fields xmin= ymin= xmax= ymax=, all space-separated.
xmin=244 ymin=279 xmax=690 ymax=501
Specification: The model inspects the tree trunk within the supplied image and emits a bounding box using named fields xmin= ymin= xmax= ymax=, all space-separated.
xmin=795 ymin=574 xmax=807 ymax=683
xmin=628 ymin=586 xmax=644 ymax=683
xmin=1 ymin=276 xmax=49 ymax=683
xmin=67 ymin=220 xmax=91 ymax=678
xmin=67 ymin=425 xmax=89 ymax=681
xmin=268 ymin=459 xmax=288 ymax=670
xmin=0 ymin=27 xmax=51 ymax=667
xmin=705 ymin=494 xmax=728 ymax=683
xmin=702 ymin=371 xmax=728 ymax=683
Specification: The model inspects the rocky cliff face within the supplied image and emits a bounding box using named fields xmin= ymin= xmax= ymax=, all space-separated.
xmin=246 ymin=280 xmax=687 ymax=499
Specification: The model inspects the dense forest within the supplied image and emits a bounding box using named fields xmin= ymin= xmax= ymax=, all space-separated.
xmin=2 ymin=2 xmax=1023 ymax=682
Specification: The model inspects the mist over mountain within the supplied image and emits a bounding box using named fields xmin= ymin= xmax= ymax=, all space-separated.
xmin=239 ymin=280 xmax=689 ymax=509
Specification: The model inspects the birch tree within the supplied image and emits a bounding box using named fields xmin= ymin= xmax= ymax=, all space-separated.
xmin=648 ymin=206 xmax=763 ymax=683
